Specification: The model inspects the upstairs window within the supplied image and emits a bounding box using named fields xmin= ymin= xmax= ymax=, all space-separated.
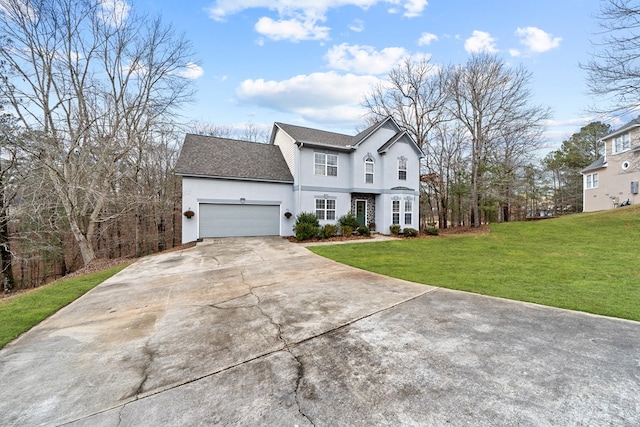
xmin=585 ymin=172 xmax=599 ymax=189
xmin=315 ymin=198 xmax=336 ymax=220
xmin=398 ymin=159 xmax=407 ymax=180
xmin=314 ymin=153 xmax=338 ymax=176
xmin=613 ymin=133 xmax=630 ymax=153
xmin=365 ymin=157 xmax=374 ymax=183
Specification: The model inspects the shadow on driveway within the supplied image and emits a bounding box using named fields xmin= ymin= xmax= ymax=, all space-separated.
xmin=1 ymin=237 xmax=638 ymax=426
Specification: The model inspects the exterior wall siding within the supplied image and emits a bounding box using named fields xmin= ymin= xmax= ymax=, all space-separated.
xmin=181 ymin=177 xmax=295 ymax=243
xmin=272 ymin=129 xmax=296 ymax=177
xmin=584 ymin=127 xmax=640 ymax=212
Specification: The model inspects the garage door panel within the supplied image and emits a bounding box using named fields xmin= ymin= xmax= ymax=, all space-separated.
xmin=199 ymin=204 xmax=280 ymax=238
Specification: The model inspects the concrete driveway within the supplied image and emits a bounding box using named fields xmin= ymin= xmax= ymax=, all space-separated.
xmin=1 ymin=237 xmax=639 ymax=426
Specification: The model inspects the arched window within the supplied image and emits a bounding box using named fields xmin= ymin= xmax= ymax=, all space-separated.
xmin=364 ymin=157 xmax=374 ymax=183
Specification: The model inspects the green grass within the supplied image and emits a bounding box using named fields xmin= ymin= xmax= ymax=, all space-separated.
xmin=0 ymin=265 xmax=128 ymax=348
xmin=310 ymin=206 xmax=640 ymax=322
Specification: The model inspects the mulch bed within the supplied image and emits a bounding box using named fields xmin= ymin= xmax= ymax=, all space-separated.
xmin=286 ymin=225 xmax=491 ymax=243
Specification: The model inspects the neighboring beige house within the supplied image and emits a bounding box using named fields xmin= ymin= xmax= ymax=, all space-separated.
xmin=582 ymin=118 xmax=640 ymax=212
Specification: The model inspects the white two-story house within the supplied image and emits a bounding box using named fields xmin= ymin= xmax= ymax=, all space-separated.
xmin=582 ymin=117 xmax=640 ymax=212
xmin=176 ymin=116 xmax=424 ymax=242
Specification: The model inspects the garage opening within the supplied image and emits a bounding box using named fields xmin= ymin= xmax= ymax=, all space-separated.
xmin=199 ymin=203 xmax=280 ymax=238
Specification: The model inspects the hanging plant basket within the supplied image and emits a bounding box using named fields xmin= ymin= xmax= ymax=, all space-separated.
xmin=183 ymin=210 xmax=195 ymax=219
xmin=284 ymin=211 xmax=292 ymax=219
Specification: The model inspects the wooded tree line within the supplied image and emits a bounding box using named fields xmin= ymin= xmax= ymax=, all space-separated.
xmin=0 ymin=0 xmax=193 ymax=292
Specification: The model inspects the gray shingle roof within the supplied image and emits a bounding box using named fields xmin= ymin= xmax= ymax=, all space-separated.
xmin=581 ymin=156 xmax=607 ymax=173
xmin=175 ymin=134 xmax=293 ymax=182
xmin=274 ymin=122 xmax=354 ymax=147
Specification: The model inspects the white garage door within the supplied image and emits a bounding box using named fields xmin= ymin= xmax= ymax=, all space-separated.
xmin=199 ymin=203 xmax=280 ymax=238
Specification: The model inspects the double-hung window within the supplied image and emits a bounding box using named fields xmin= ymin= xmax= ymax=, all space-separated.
xmin=365 ymin=158 xmax=374 ymax=183
xmin=404 ymin=199 xmax=412 ymax=225
xmin=613 ymin=133 xmax=630 ymax=153
xmin=315 ymin=199 xmax=336 ymax=220
xmin=392 ymin=200 xmax=400 ymax=225
xmin=314 ymin=153 xmax=338 ymax=176
xmin=398 ymin=159 xmax=407 ymax=180
xmin=585 ymin=173 xmax=599 ymax=189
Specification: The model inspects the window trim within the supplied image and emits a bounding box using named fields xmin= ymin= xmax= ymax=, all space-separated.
xmin=404 ymin=199 xmax=412 ymax=225
xmin=392 ymin=200 xmax=400 ymax=225
xmin=314 ymin=152 xmax=338 ymax=177
xmin=585 ymin=172 xmax=599 ymax=189
xmin=315 ymin=198 xmax=336 ymax=220
xmin=364 ymin=157 xmax=374 ymax=184
xmin=613 ymin=133 xmax=631 ymax=154
xmin=398 ymin=159 xmax=407 ymax=180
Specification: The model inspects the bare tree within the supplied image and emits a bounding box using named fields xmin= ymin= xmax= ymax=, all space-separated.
xmin=0 ymin=109 xmax=21 ymax=291
xmin=0 ymin=0 xmax=195 ymax=265
xmin=446 ymin=54 xmax=551 ymax=227
xmin=584 ymin=0 xmax=640 ymax=113
xmin=363 ymin=56 xmax=448 ymax=149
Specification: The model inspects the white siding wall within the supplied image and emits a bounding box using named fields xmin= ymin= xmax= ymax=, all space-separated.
xmin=181 ymin=177 xmax=295 ymax=243
xmin=272 ymin=129 xmax=296 ymax=177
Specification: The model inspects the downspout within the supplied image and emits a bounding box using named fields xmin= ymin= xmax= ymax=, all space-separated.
xmin=297 ymin=141 xmax=302 ymax=214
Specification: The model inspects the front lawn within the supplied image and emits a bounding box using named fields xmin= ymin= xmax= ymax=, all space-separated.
xmin=309 ymin=206 xmax=640 ymax=321
xmin=0 ymin=264 xmax=129 ymax=348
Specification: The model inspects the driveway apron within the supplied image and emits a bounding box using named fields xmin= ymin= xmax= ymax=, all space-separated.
xmin=0 ymin=237 xmax=638 ymax=426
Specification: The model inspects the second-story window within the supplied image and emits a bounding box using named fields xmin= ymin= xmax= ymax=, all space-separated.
xmin=398 ymin=159 xmax=407 ymax=180
xmin=613 ymin=133 xmax=630 ymax=153
xmin=365 ymin=157 xmax=374 ymax=183
xmin=314 ymin=153 xmax=338 ymax=176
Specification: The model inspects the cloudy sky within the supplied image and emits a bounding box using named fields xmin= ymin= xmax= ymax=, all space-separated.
xmin=140 ymin=0 xmax=609 ymax=151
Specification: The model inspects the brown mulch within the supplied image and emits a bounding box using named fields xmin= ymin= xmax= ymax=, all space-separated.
xmin=286 ymin=225 xmax=491 ymax=243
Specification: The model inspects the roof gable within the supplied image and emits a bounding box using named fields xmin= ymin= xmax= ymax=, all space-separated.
xmin=272 ymin=122 xmax=353 ymax=149
xmin=273 ymin=116 xmax=424 ymax=157
xmin=175 ymin=134 xmax=293 ymax=182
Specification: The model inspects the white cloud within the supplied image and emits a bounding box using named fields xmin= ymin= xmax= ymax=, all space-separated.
xmin=206 ymin=1 xmax=427 ymax=42
xmin=325 ymin=43 xmax=408 ymax=74
xmin=418 ymin=32 xmax=438 ymax=46
xmin=349 ymin=19 xmax=364 ymax=32
xmin=99 ymin=0 xmax=130 ymax=26
xmin=177 ymin=62 xmax=204 ymax=80
xmin=515 ymin=27 xmax=561 ymax=53
xmin=509 ymin=48 xmax=521 ymax=57
xmin=403 ymin=0 xmax=427 ymax=18
xmin=236 ymin=71 xmax=381 ymax=123
xmin=255 ymin=15 xmax=330 ymax=41
xmin=464 ymin=30 xmax=498 ymax=54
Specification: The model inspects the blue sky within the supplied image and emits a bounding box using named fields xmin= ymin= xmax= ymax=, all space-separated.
xmin=139 ymin=0 xmax=610 ymax=152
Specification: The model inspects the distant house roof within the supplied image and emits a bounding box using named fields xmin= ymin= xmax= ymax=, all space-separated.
xmin=581 ymin=156 xmax=607 ymax=173
xmin=603 ymin=117 xmax=640 ymax=140
xmin=175 ymin=134 xmax=293 ymax=183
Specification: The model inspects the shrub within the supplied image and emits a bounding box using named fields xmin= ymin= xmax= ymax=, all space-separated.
xmin=357 ymin=225 xmax=371 ymax=236
xmin=295 ymin=212 xmax=320 ymax=227
xmin=338 ymin=212 xmax=360 ymax=229
xmin=340 ymin=225 xmax=353 ymax=236
xmin=295 ymin=223 xmax=320 ymax=241
xmin=424 ymin=227 xmax=439 ymax=236
xmin=322 ymin=223 xmax=339 ymax=239
xmin=403 ymin=227 xmax=419 ymax=237
xmin=294 ymin=212 xmax=320 ymax=241
xmin=389 ymin=224 xmax=401 ymax=235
